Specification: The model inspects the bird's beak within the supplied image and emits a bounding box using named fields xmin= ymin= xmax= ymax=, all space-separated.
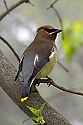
xmin=49 ymin=29 xmax=62 ymax=35
xmin=55 ymin=29 xmax=62 ymax=33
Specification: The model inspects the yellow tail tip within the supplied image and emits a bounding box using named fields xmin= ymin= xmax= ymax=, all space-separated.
xmin=21 ymin=97 xmax=29 ymax=102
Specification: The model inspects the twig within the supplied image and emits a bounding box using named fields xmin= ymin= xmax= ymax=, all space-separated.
xmin=47 ymin=0 xmax=62 ymax=28
xmin=47 ymin=0 xmax=64 ymax=40
xmin=0 ymin=36 xmax=20 ymax=62
xmin=57 ymin=61 xmax=69 ymax=73
xmin=3 ymin=0 xmax=8 ymax=11
xmin=35 ymin=77 xmax=83 ymax=97
xmin=51 ymin=7 xmax=63 ymax=31
xmin=47 ymin=0 xmax=59 ymax=9
xmin=0 ymin=0 xmax=34 ymax=21
xmin=51 ymin=7 xmax=64 ymax=40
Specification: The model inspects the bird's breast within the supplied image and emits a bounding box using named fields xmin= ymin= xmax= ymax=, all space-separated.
xmin=36 ymin=51 xmax=57 ymax=78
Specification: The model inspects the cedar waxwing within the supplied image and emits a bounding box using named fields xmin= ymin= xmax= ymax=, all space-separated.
xmin=15 ymin=25 xmax=62 ymax=98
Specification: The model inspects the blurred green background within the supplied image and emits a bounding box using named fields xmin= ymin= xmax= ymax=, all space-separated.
xmin=0 ymin=0 xmax=83 ymax=125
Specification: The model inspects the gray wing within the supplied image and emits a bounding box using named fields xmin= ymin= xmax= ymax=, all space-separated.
xmin=22 ymin=54 xmax=34 ymax=85
xmin=15 ymin=57 xmax=24 ymax=81
xmin=22 ymin=54 xmax=49 ymax=86
xmin=20 ymin=53 xmax=49 ymax=97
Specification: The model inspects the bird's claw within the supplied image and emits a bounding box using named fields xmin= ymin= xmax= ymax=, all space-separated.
xmin=47 ymin=82 xmax=51 ymax=87
xmin=46 ymin=76 xmax=52 ymax=87
xmin=36 ymin=82 xmax=40 ymax=86
xmin=35 ymin=79 xmax=40 ymax=86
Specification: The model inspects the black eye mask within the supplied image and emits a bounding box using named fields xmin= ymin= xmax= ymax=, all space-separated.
xmin=44 ymin=28 xmax=57 ymax=33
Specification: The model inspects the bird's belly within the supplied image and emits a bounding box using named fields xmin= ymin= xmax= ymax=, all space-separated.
xmin=36 ymin=54 xmax=57 ymax=78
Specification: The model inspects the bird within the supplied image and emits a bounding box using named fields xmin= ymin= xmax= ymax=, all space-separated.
xmin=15 ymin=25 xmax=62 ymax=98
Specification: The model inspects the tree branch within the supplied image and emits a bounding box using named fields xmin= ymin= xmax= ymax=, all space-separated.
xmin=35 ymin=77 xmax=83 ymax=97
xmin=0 ymin=0 xmax=34 ymax=21
xmin=0 ymin=50 xmax=71 ymax=125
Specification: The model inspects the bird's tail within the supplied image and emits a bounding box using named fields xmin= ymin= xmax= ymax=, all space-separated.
xmin=20 ymin=84 xmax=30 ymax=102
xmin=20 ymin=83 xmax=31 ymax=98
xmin=20 ymin=76 xmax=35 ymax=98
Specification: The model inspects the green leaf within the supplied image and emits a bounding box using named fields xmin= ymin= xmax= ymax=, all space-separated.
xmin=63 ymin=21 xmax=83 ymax=61
xmin=26 ymin=103 xmax=46 ymax=125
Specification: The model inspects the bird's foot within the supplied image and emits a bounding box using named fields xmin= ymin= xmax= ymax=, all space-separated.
xmin=34 ymin=79 xmax=40 ymax=86
xmin=47 ymin=82 xmax=51 ymax=87
xmin=46 ymin=76 xmax=52 ymax=87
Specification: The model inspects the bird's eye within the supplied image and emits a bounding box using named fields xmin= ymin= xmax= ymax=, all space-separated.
xmin=44 ymin=28 xmax=56 ymax=33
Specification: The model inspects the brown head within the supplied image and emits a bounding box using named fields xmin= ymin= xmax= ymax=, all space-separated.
xmin=37 ymin=25 xmax=62 ymax=41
